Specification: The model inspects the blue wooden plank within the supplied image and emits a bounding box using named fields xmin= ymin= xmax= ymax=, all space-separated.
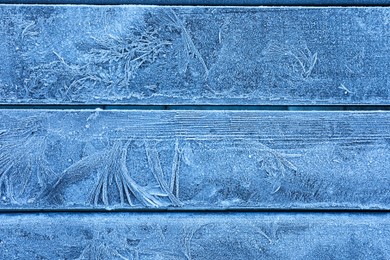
xmin=1 ymin=6 xmax=390 ymax=105
xmin=0 ymin=212 xmax=389 ymax=259
xmin=0 ymin=110 xmax=389 ymax=210
xmin=0 ymin=0 xmax=388 ymax=4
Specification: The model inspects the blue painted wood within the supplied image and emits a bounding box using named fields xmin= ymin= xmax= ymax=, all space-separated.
xmin=0 ymin=3 xmax=388 ymax=258
xmin=1 ymin=6 xmax=390 ymax=105
xmin=0 ymin=110 xmax=389 ymax=210
xmin=0 ymin=212 xmax=389 ymax=259
xmin=0 ymin=0 xmax=388 ymax=4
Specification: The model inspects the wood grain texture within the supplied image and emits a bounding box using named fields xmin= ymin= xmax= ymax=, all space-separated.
xmin=0 ymin=6 xmax=390 ymax=105
xmin=0 ymin=0 xmax=388 ymax=5
xmin=0 ymin=212 xmax=390 ymax=259
xmin=0 ymin=110 xmax=389 ymax=210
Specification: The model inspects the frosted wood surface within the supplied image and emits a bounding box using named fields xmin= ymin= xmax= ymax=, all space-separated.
xmin=0 ymin=212 xmax=390 ymax=259
xmin=0 ymin=110 xmax=390 ymax=210
xmin=0 ymin=0 xmax=387 ymax=4
xmin=1 ymin=6 xmax=390 ymax=105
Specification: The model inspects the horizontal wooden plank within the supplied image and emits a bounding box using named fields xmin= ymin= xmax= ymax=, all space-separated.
xmin=0 ymin=212 xmax=389 ymax=259
xmin=0 ymin=110 xmax=389 ymax=210
xmin=0 ymin=0 xmax=387 ymax=5
xmin=1 ymin=6 xmax=390 ymax=105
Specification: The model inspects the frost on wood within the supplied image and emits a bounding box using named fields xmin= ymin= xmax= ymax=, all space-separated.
xmin=1 ymin=6 xmax=390 ymax=104
xmin=40 ymin=139 xmax=181 ymax=207
xmin=22 ymin=17 xmax=172 ymax=100
xmin=0 ymin=117 xmax=53 ymax=204
xmin=1 ymin=213 xmax=390 ymax=259
xmin=0 ymin=110 xmax=389 ymax=210
xmin=261 ymin=41 xmax=319 ymax=87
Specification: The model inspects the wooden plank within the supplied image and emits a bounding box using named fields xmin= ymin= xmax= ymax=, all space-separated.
xmin=0 ymin=212 xmax=390 ymax=259
xmin=1 ymin=6 xmax=390 ymax=105
xmin=0 ymin=110 xmax=389 ymax=210
xmin=0 ymin=0 xmax=387 ymax=5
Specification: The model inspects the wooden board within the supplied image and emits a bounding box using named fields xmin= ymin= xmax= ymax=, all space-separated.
xmin=0 ymin=0 xmax=387 ymax=5
xmin=1 ymin=6 xmax=390 ymax=105
xmin=0 ymin=212 xmax=390 ymax=259
xmin=0 ymin=110 xmax=389 ymax=210
xmin=0 ymin=3 xmax=388 ymax=258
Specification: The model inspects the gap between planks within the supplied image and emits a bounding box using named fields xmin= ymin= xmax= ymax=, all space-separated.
xmin=1 ymin=208 xmax=390 ymax=214
xmin=0 ymin=1 xmax=389 ymax=6
xmin=0 ymin=105 xmax=389 ymax=111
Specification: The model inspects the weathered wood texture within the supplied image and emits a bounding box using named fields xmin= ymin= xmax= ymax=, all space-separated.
xmin=1 ymin=6 xmax=390 ymax=105
xmin=0 ymin=212 xmax=390 ymax=259
xmin=0 ymin=110 xmax=389 ymax=210
xmin=0 ymin=0 xmax=387 ymax=5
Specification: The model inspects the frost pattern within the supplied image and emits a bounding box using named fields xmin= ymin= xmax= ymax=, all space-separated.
xmin=0 ymin=117 xmax=52 ymax=203
xmin=24 ymin=28 xmax=171 ymax=100
xmin=250 ymin=142 xmax=300 ymax=194
xmin=261 ymin=41 xmax=318 ymax=86
xmin=40 ymin=140 xmax=182 ymax=208
xmin=16 ymin=8 xmax=212 ymax=102
xmin=157 ymin=9 xmax=209 ymax=77
xmin=0 ymin=113 xmax=307 ymax=208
